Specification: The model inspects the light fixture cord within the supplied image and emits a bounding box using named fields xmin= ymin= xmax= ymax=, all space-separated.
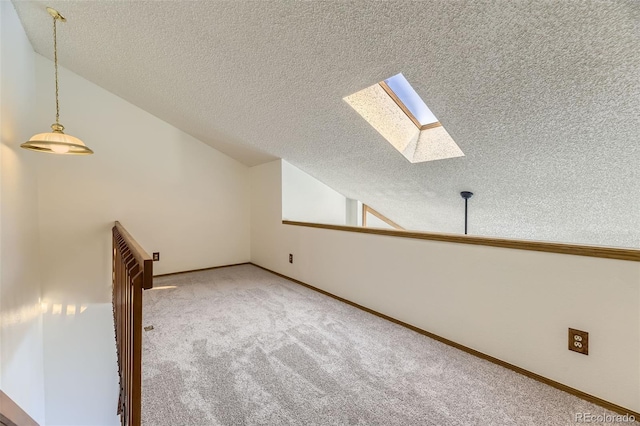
xmin=53 ymin=15 xmax=60 ymax=126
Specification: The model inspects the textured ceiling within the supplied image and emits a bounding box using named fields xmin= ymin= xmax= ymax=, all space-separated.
xmin=11 ymin=0 xmax=640 ymax=248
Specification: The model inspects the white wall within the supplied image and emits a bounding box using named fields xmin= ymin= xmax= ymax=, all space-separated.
xmin=251 ymin=159 xmax=640 ymax=413
xmin=42 ymin=303 xmax=119 ymax=426
xmin=32 ymin=54 xmax=251 ymax=425
xmin=0 ymin=2 xmax=47 ymax=424
xmin=345 ymin=199 xmax=358 ymax=226
xmin=282 ymin=160 xmax=346 ymax=225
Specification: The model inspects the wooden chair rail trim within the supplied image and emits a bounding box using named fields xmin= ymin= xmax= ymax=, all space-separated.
xmin=363 ymin=204 xmax=405 ymax=230
xmin=251 ymin=263 xmax=640 ymax=419
xmin=282 ymin=220 xmax=640 ymax=262
xmin=0 ymin=391 xmax=39 ymax=426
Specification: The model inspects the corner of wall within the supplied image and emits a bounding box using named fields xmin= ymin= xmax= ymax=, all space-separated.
xmin=0 ymin=1 xmax=46 ymax=424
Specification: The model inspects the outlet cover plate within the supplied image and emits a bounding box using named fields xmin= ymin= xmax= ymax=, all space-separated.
xmin=568 ymin=328 xmax=588 ymax=355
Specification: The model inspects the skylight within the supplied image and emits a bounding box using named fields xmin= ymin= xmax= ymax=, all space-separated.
xmin=343 ymin=74 xmax=464 ymax=163
xmin=383 ymin=74 xmax=438 ymax=126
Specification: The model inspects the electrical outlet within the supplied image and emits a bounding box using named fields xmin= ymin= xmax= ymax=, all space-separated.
xmin=289 ymin=254 xmax=293 ymax=264
xmin=153 ymin=252 xmax=160 ymax=262
xmin=568 ymin=328 xmax=588 ymax=355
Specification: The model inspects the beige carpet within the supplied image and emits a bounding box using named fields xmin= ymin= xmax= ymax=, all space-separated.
xmin=142 ymin=264 xmax=636 ymax=425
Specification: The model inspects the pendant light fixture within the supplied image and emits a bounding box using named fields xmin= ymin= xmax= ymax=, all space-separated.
xmin=21 ymin=7 xmax=93 ymax=155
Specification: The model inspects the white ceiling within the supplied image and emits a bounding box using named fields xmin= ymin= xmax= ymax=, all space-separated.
xmin=11 ymin=0 xmax=640 ymax=248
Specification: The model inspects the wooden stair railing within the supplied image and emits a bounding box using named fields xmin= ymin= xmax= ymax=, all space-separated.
xmin=112 ymin=221 xmax=153 ymax=426
xmin=362 ymin=204 xmax=405 ymax=230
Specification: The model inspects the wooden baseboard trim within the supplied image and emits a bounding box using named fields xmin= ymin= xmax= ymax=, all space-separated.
xmin=0 ymin=391 xmax=39 ymax=426
xmin=250 ymin=263 xmax=640 ymax=419
xmin=153 ymin=262 xmax=251 ymax=278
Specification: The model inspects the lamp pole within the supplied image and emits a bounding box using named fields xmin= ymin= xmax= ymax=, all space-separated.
xmin=460 ymin=191 xmax=473 ymax=235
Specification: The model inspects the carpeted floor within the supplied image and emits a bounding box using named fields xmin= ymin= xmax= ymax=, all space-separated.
xmin=142 ymin=264 xmax=635 ymax=426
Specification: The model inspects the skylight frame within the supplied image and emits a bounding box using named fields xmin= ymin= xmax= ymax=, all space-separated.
xmin=380 ymin=74 xmax=441 ymax=131
xmin=343 ymin=73 xmax=464 ymax=164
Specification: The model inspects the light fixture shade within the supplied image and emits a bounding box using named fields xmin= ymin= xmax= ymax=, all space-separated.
xmin=21 ymin=7 xmax=94 ymax=156
xmin=21 ymin=126 xmax=93 ymax=155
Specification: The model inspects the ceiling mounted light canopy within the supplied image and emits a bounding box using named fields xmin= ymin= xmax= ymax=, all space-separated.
xmin=21 ymin=7 xmax=93 ymax=155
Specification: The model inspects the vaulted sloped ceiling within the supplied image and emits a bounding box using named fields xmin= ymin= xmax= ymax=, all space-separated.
xmin=11 ymin=1 xmax=640 ymax=248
